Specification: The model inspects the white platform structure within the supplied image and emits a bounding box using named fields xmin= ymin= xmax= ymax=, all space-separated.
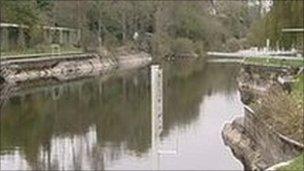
xmin=0 ymin=23 xmax=81 ymax=50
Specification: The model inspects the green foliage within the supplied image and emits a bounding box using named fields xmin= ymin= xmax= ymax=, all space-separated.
xmin=169 ymin=38 xmax=204 ymax=58
xmin=170 ymin=38 xmax=195 ymax=55
xmin=244 ymin=57 xmax=304 ymax=68
xmin=36 ymin=0 xmax=54 ymax=10
xmin=1 ymin=0 xmax=55 ymax=50
xmin=169 ymin=4 xmax=205 ymax=40
xmin=218 ymin=1 xmax=251 ymax=39
xmin=252 ymin=87 xmax=304 ymax=143
xmin=2 ymin=1 xmax=257 ymax=56
xmin=1 ymin=45 xmax=82 ymax=57
xmin=1 ymin=1 xmax=41 ymax=26
xmin=293 ymin=75 xmax=304 ymax=95
xmin=248 ymin=1 xmax=304 ymax=49
xmin=225 ymin=38 xmax=242 ymax=52
xmin=279 ymin=153 xmax=304 ymax=171
xmin=28 ymin=26 xmax=45 ymax=47
xmin=193 ymin=41 xmax=204 ymax=57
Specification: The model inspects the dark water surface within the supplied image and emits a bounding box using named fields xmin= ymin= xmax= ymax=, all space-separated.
xmin=0 ymin=63 xmax=243 ymax=170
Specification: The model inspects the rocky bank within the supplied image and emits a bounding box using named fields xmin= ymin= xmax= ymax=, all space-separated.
xmin=0 ymin=52 xmax=151 ymax=84
xmin=222 ymin=65 xmax=304 ymax=170
xmin=0 ymin=51 xmax=152 ymax=111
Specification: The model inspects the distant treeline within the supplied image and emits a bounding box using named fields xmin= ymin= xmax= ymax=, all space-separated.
xmin=248 ymin=1 xmax=303 ymax=50
xmin=2 ymin=1 xmax=265 ymax=56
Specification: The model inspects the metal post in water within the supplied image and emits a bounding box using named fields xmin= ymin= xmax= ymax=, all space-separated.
xmin=151 ymin=65 xmax=163 ymax=170
xmin=151 ymin=65 xmax=178 ymax=170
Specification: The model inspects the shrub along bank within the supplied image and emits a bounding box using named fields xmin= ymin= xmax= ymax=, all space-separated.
xmin=251 ymin=74 xmax=303 ymax=144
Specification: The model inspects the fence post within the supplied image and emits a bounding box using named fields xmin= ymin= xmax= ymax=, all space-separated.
xmin=1 ymin=27 xmax=9 ymax=51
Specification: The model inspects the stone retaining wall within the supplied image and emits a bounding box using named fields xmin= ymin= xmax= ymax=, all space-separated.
xmin=0 ymin=52 xmax=152 ymax=84
xmin=0 ymin=52 xmax=152 ymax=113
xmin=2 ymin=56 xmax=116 ymax=84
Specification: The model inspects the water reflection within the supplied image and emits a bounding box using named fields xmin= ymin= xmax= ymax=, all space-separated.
xmin=1 ymin=62 xmax=242 ymax=170
xmin=162 ymin=62 xmax=239 ymax=134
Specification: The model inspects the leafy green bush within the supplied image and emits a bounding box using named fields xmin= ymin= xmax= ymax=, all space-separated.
xmin=170 ymin=38 xmax=194 ymax=55
xmin=104 ymin=33 xmax=120 ymax=50
xmin=169 ymin=38 xmax=205 ymax=59
xmin=225 ymin=38 xmax=242 ymax=52
xmin=193 ymin=41 xmax=204 ymax=57
xmin=252 ymin=87 xmax=303 ymax=143
xmin=247 ymin=1 xmax=303 ymax=49
xmin=150 ymin=33 xmax=172 ymax=60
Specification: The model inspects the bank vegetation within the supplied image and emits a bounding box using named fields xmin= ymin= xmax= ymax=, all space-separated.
xmin=1 ymin=1 xmax=262 ymax=59
xmin=251 ymin=75 xmax=304 ymax=144
xmin=248 ymin=1 xmax=303 ymax=51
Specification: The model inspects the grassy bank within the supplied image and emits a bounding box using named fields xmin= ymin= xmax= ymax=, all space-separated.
xmin=293 ymin=75 xmax=304 ymax=93
xmin=252 ymin=88 xmax=303 ymax=143
xmin=244 ymin=57 xmax=304 ymax=68
xmin=278 ymin=153 xmax=304 ymax=171
xmin=1 ymin=45 xmax=82 ymax=58
xmin=246 ymin=61 xmax=304 ymax=170
xmin=250 ymin=73 xmax=304 ymax=143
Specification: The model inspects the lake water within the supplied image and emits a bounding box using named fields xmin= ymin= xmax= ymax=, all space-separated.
xmin=0 ymin=62 xmax=244 ymax=170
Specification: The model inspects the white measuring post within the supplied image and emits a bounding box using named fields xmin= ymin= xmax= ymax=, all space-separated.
xmin=151 ymin=65 xmax=163 ymax=170
xmin=151 ymin=65 xmax=178 ymax=170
